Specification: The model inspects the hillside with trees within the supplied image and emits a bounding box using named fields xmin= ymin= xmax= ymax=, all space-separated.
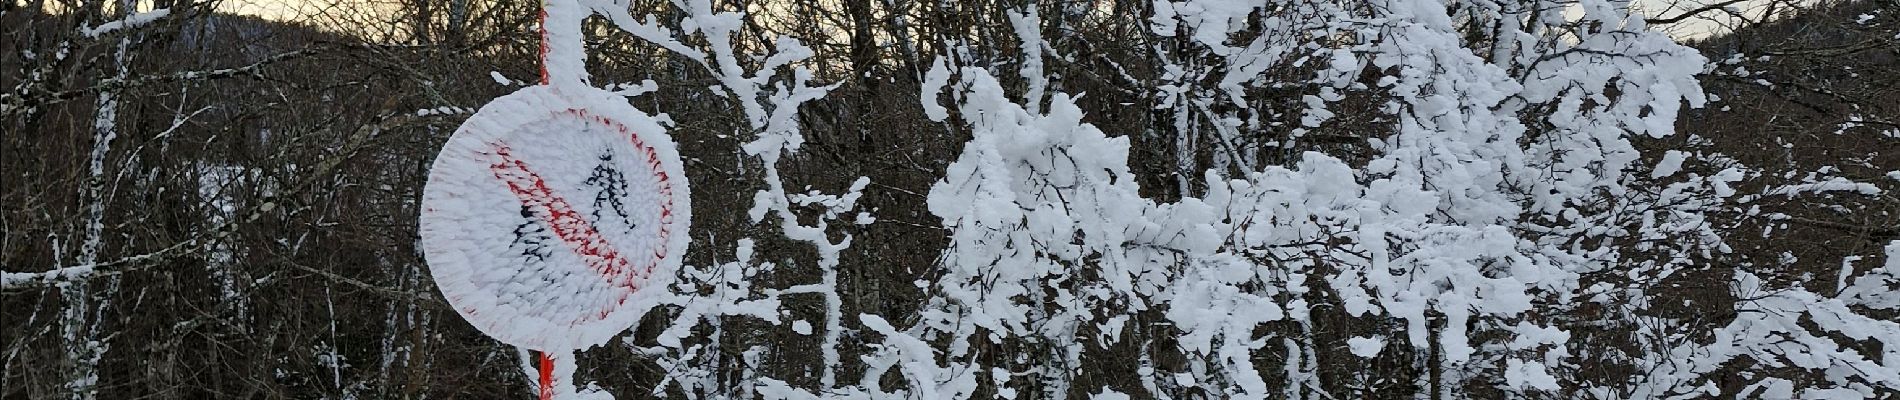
xmin=3 ymin=0 xmax=1896 ymax=398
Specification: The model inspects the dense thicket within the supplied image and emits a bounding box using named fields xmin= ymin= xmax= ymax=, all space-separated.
xmin=3 ymin=0 xmax=1896 ymax=398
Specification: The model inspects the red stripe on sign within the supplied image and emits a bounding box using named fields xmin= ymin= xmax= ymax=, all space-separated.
xmin=477 ymin=110 xmax=677 ymax=325
xmin=488 ymin=144 xmax=640 ymax=289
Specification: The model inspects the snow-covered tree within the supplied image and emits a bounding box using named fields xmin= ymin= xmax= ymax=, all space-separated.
xmin=5 ymin=0 xmax=1895 ymax=398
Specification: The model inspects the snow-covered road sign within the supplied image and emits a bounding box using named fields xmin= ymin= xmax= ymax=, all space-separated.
xmin=420 ymin=85 xmax=689 ymax=352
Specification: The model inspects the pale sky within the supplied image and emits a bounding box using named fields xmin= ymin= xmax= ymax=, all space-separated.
xmin=217 ymin=0 xmax=352 ymax=21
xmin=1634 ymin=0 xmax=1791 ymax=40
xmin=214 ymin=0 xmax=401 ymax=35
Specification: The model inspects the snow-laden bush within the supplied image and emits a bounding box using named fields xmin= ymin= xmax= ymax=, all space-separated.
xmin=584 ymin=0 xmax=1898 ymax=398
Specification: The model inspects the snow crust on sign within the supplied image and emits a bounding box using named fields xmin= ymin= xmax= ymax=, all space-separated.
xmin=421 ymin=84 xmax=689 ymax=352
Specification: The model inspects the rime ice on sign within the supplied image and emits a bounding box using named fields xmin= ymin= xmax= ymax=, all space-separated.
xmin=420 ymin=85 xmax=689 ymax=352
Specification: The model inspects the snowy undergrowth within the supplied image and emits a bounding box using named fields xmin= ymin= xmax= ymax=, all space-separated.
xmin=532 ymin=0 xmax=1899 ymax=398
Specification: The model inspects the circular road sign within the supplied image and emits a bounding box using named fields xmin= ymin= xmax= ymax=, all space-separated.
xmin=420 ymin=85 xmax=689 ymax=352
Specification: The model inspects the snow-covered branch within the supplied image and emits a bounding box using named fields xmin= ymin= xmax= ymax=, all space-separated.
xmin=80 ymin=8 xmax=171 ymax=38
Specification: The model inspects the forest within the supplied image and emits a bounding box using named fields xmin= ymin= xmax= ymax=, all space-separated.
xmin=2 ymin=0 xmax=1897 ymax=398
